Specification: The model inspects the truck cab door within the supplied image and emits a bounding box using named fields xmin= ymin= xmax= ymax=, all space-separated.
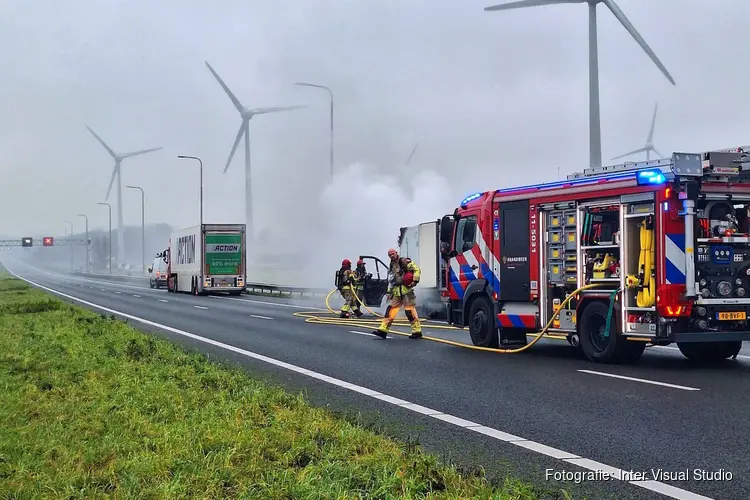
xmin=439 ymin=215 xmax=455 ymax=288
xmin=358 ymin=255 xmax=390 ymax=306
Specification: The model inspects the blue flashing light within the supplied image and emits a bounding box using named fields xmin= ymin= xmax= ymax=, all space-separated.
xmin=493 ymin=219 xmax=499 ymax=231
xmin=460 ymin=192 xmax=482 ymax=206
xmin=636 ymin=169 xmax=666 ymax=186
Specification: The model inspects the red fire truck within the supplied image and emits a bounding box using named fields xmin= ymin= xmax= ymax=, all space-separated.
xmin=435 ymin=149 xmax=750 ymax=363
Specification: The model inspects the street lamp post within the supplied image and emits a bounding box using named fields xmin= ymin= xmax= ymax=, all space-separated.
xmin=126 ymin=185 xmax=146 ymax=274
xmin=98 ymin=202 xmax=112 ymax=274
xmin=177 ymin=155 xmax=203 ymax=227
xmin=77 ymin=214 xmax=89 ymax=273
xmin=177 ymin=155 xmax=204 ymax=291
xmin=295 ymin=82 xmax=334 ymax=179
xmin=63 ymin=221 xmax=73 ymax=271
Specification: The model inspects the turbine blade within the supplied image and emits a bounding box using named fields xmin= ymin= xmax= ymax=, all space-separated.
xmin=224 ymin=121 xmax=246 ymax=174
xmin=85 ymin=125 xmax=117 ymax=158
xmin=647 ymin=102 xmax=658 ymax=143
xmin=250 ymin=105 xmax=307 ymax=115
xmin=121 ymin=147 xmax=163 ymax=159
xmin=602 ymin=0 xmax=676 ymax=85
xmin=104 ymin=166 xmax=117 ymax=201
xmin=484 ymin=0 xmax=577 ymax=12
xmin=611 ymin=147 xmax=648 ymax=160
xmin=205 ymin=61 xmax=245 ymax=113
xmin=651 ymin=147 xmax=665 ymax=158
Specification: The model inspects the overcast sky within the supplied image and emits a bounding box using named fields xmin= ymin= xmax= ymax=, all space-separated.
xmin=1 ymin=0 xmax=748 ymax=247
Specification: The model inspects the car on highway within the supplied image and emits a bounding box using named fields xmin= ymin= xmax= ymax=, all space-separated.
xmin=148 ymin=253 xmax=168 ymax=289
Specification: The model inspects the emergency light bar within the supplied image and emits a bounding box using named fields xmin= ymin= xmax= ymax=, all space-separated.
xmin=460 ymin=192 xmax=482 ymax=206
xmin=636 ymin=169 xmax=666 ymax=186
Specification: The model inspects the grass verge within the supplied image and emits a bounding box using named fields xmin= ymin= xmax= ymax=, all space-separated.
xmin=0 ymin=274 xmax=567 ymax=499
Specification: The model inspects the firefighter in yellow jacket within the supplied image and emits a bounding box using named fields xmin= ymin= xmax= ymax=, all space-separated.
xmin=337 ymin=259 xmax=363 ymax=318
xmin=354 ymin=259 xmax=369 ymax=308
xmin=372 ymin=248 xmax=422 ymax=339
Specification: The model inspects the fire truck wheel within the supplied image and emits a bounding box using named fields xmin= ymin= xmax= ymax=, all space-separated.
xmin=468 ymin=296 xmax=499 ymax=348
xmin=579 ymin=301 xmax=643 ymax=364
xmin=677 ymin=341 xmax=742 ymax=362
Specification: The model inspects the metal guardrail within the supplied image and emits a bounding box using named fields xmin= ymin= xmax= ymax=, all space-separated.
xmin=72 ymin=271 xmax=329 ymax=297
xmin=244 ymin=283 xmax=329 ymax=297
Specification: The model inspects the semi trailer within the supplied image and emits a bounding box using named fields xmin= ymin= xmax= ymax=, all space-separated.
xmin=165 ymin=224 xmax=246 ymax=296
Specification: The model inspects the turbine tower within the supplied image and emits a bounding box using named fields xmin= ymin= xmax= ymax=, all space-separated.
xmin=612 ymin=102 xmax=663 ymax=161
xmin=484 ymin=0 xmax=676 ymax=168
xmin=205 ymin=61 xmax=305 ymax=243
xmin=86 ymin=126 xmax=162 ymax=266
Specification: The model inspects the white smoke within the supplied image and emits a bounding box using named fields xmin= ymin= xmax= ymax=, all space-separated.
xmin=299 ymin=161 xmax=457 ymax=288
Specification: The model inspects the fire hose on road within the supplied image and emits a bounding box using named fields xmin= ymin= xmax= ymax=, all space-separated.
xmin=293 ymin=283 xmax=606 ymax=354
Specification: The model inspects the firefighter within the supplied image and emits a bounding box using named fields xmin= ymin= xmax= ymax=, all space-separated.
xmin=372 ymin=248 xmax=422 ymax=339
xmin=337 ymin=259 xmax=362 ymax=318
xmin=353 ymin=259 xmax=370 ymax=313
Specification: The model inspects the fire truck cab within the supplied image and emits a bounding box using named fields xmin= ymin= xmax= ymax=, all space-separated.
xmin=440 ymin=149 xmax=750 ymax=363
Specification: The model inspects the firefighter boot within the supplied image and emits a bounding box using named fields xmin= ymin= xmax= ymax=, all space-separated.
xmin=373 ymin=305 xmax=397 ymax=339
xmin=373 ymin=317 xmax=390 ymax=339
xmin=372 ymin=328 xmax=387 ymax=339
xmin=340 ymin=312 xmax=350 ymax=318
xmin=353 ymin=307 xmax=363 ymax=317
xmin=405 ymin=309 xmax=422 ymax=339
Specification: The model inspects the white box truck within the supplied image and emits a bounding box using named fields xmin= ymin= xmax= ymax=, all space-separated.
xmin=397 ymin=219 xmax=451 ymax=318
xmin=165 ymin=224 xmax=246 ymax=296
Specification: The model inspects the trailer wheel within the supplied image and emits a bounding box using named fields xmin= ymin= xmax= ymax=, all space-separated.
xmin=468 ymin=296 xmax=498 ymax=348
xmin=579 ymin=301 xmax=643 ymax=364
xmin=677 ymin=341 xmax=742 ymax=362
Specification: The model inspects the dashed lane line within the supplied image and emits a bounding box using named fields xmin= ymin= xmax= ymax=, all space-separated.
xmin=4 ymin=268 xmax=712 ymax=500
xmin=194 ymin=305 xmax=209 ymax=310
xmin=578 ymin=370 xmax=701 ymax=391
xmin=250 ymin=314 xmax=273 ymax=320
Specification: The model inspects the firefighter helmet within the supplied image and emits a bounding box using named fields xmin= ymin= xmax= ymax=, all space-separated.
xmin=403 ymin=272 xmax=414 ymax=287
xmin=342 ymin=259 xmax=351 ymax=267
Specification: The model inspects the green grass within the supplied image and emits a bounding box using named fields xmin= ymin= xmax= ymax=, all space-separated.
xmin=0 ymin=274 xmax=567 ymax=499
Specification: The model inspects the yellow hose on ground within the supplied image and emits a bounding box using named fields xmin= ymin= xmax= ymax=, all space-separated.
xmin=293 ymin=283 xmax=605 ymax=353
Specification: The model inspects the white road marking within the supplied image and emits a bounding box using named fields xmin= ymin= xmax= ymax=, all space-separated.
xmin=1 ymin=266 xmax=717 ymax=500
xmin=578 ymin=370 xmax=701 ymax=391
xmin=100 ymin=288 xmax=106 ymax=291
xmin=350 ymin=329 xmax=388 ymax=339
xmin=115 ymin=291 xmax=121 ymax=295
xmin=158 ymin=299 xmax=168 ymax=303
xmin=650 ymin=344 xmax=750 ymax=360
xmin=194 ymin=305 xmax=209 ymax=310
xmin=250 ymin=314 xmax=273 ymax=320
xmin=132 ymin=294 xmax=141 ymax=298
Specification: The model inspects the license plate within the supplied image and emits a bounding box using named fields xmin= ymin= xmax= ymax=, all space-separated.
xmin=717 ymin=311 xmax=746 ymax=321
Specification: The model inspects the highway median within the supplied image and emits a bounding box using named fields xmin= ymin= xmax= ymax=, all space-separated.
xmin=0 ymin=274 xmax=563 ymax=499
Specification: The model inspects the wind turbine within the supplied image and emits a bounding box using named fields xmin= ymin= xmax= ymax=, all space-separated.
xmin=405 ymin=143 xmax=420 ymax=165
xmin=205 ymin=61 xmax=305 ymax=242
xmin=484 ymin=0 xmax=676 ymax=169
xmin=612 ymin=102 xmax=663 ymax=161
xmin=86 ymin=125 xmax=162 ymax=265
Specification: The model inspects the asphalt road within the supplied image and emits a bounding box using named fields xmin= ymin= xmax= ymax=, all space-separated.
xmin=4 ymin=260 xmax=749 ymax=500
